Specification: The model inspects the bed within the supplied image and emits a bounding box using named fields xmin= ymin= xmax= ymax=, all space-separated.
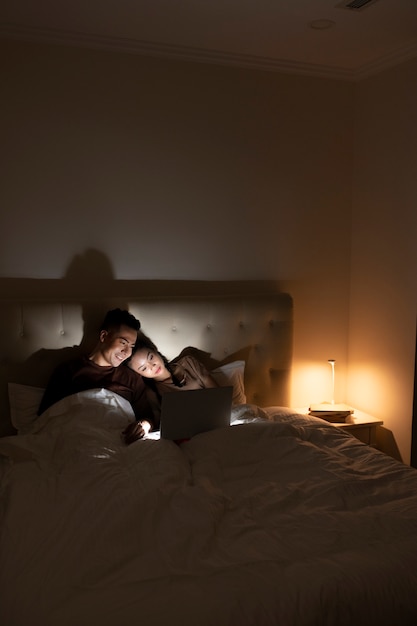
xmin=1 ymin=285 xmax=417 ymax=626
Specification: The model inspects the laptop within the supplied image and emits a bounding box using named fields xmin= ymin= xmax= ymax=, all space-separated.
xmin=160 ymin=386 xmax=233 ymax=441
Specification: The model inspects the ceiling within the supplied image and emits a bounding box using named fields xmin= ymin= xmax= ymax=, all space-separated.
xmin=1 ymin=0 xmax=417 ymax=81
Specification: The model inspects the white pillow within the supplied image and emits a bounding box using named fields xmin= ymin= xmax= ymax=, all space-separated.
xmin=8 ymin=383 xmax=45 ymax=434
xmin=211 ymin=360 xmax=246 ymax=405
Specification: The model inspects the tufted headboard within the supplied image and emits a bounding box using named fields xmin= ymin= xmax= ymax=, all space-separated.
xmin=0 ymin=285 xmax=293 ymax=436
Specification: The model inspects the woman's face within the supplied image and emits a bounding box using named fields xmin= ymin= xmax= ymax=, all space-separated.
xmin=128 ymin=348 xmax=169 ymax=381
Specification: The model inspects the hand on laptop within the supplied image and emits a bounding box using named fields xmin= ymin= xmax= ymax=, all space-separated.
xmin=123 ymin=420 xmax=152 ymax=444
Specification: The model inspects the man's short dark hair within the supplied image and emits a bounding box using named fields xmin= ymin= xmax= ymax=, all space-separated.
xmin=100 ymin=309 xmax=141 ymax=332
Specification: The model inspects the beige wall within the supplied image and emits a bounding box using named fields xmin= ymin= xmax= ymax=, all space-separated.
xmin=348 ymin=58 xmax=417 ymax=464
xmin=2 ymin=39 xmax=415 ymax=462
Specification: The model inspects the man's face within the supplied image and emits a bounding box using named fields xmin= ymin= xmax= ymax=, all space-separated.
xmin=96 ymin=324 xmax=138 ymax=367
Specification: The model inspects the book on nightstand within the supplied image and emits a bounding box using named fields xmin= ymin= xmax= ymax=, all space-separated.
xmin=308 ymin=403 xmax=354 ymax=423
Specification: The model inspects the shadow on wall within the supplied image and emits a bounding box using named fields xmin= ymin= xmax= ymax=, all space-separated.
xmin=0 ymin=247 xmax=287 ymax=302
xmin=64 ymin=248 xmax=129 ymax=352
xmin=4 ymin=249 xmax=131 ymax=392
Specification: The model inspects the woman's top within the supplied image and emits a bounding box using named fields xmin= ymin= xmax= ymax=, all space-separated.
xmin=147 ymin=354 xmax=218 ymax=420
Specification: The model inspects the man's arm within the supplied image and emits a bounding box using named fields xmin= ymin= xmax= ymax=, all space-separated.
xmin=123 ymin=378 xmax=158 ymax=444
xmin=130 ymin=380 xmax=158 ymax=429
xmin=37 ymin=360 xmax=75 ymax=415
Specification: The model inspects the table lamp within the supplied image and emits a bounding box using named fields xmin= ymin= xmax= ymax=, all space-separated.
xmin=309 ymin=359 xmax=353 ymax=422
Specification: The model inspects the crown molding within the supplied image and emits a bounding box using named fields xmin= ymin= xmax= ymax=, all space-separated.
xmin=354 ymin=41 xmax=417 ymax=81
xmin=1 ymin=22 xmax=417 ymax=82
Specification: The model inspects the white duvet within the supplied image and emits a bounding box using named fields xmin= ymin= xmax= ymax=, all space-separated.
xmin=1 ymin=389 xmax=417 ymax=626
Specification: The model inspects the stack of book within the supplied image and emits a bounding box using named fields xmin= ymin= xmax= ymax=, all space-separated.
xmin=309 ymin=403 xmax=354 ymax=423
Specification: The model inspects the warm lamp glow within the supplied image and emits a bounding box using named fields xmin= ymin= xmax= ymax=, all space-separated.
xmin=292 ymin=360 xmax=338 ymax=408
xmin=348 ymin=364 xmax=393 ymax=410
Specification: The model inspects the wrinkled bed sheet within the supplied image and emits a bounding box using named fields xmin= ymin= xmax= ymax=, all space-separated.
xmin=1 ymin=389 xmax=417 ymax=626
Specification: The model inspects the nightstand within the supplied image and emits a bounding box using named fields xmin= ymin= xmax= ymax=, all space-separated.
xmin=295 ymin=408 xmax=383 ymax=447
xmin=331 ymin=410 xmax=383 ymax=447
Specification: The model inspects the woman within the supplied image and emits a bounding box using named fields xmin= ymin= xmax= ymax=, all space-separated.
xmin=123 ymin=335 xmax=218 ymax=444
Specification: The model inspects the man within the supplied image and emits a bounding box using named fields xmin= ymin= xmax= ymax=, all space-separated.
xmin=38 ymin=308 xmax=156 ymax=440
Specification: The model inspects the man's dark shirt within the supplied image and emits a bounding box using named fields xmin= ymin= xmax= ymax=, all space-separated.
xmin=38 ymin=356 xmax=157 ymax=428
